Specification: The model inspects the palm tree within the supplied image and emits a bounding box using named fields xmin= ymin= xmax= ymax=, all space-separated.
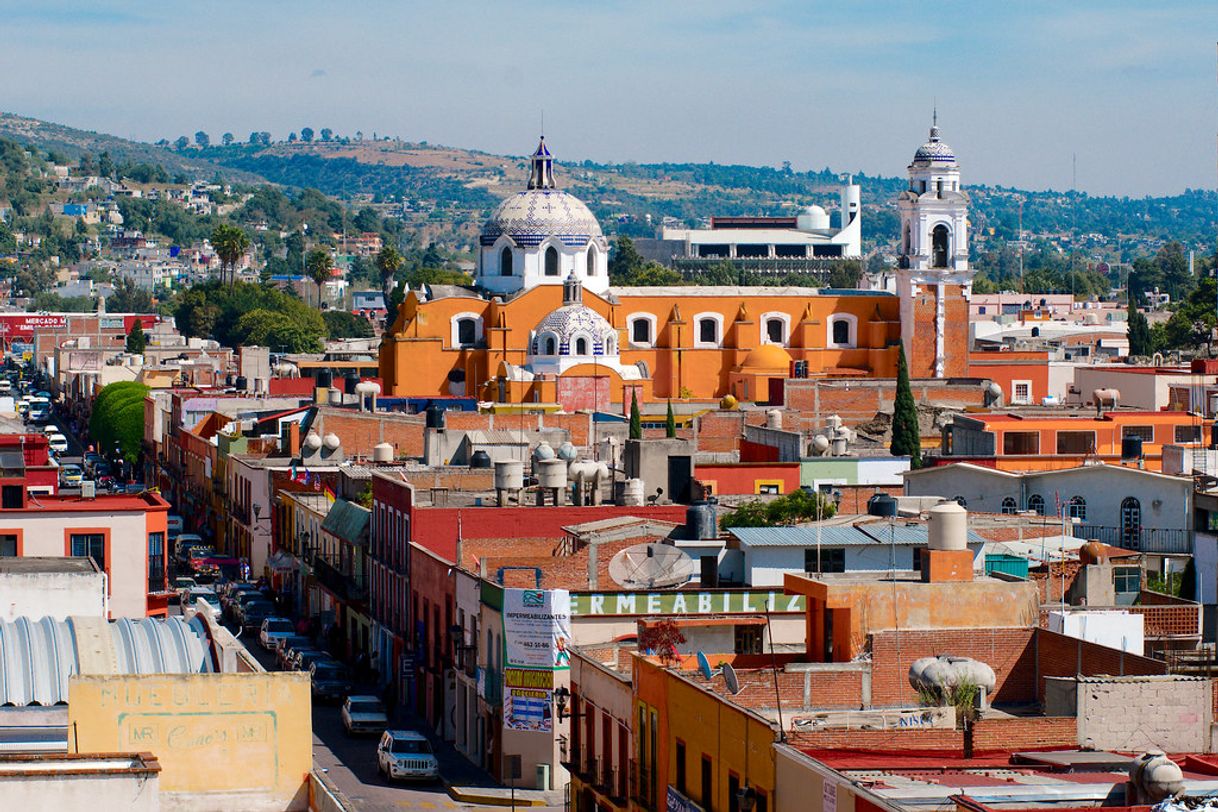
xmin=211 ymin=223 xmax=250 ymax=284
xmin=375 ymin=245 xmax=404 ymax=313
xmin=305 ymin=248 xmax=333 ymax=307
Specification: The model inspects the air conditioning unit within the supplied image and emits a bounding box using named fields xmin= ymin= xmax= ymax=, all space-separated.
xmin=80 ymin=480 xmax=96 ymax=499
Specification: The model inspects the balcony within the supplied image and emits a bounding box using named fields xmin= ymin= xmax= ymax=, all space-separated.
xmin=313 ymin=556 xmax=367 ymax=603
xmin=630 ymin=761 xmax=655 ymax=811
xmin=1072 ymin=525 xmax=1192 ymax=555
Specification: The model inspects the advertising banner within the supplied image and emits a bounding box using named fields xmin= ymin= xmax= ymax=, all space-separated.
xmin=571 ymin=590 xmax=804 ymax=617
xmin=504 ymin=687 xmax=553 ymax=732
xmin=503 ymin=588 xmax=572 ymax=670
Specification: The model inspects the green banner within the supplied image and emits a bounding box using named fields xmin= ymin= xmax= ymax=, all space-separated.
xmin=570 ymin=590 xmax=804 ymax=617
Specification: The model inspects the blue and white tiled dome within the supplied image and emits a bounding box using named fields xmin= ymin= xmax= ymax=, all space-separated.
xmin=531 ymin=304 xmax=616 ymax=356
xmin=913 ymin=125 xmax=957 ymax=166
xmin=480 ymin=189 xmax=603 ymax=248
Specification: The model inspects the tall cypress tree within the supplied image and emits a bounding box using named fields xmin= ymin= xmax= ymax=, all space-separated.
xmin=1127 ymin=300 xmax=1152 ymax=357
xmin=629 ymin=390 xmax=642 ymax=440
xmin=665 ymin=399 xmax=676 ymax=438
xmin=890 ymin=344 xmax=922 ymax=468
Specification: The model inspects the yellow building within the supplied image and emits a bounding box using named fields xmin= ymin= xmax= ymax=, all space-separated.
xmin=379 ymin=129 xmax=977 ymax=407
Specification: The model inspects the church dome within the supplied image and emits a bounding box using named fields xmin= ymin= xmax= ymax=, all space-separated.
xmin=741 ymin=343 xmax=793 ymax=371
xmin=913 ymin=125 xmax=957 ymax=166
xmin=532 ymin=303 xmax=616 ymax=357
xmin=481 ymin=189 xmax=602 ymax=248
xmin=480 ymin=137 xmax=603 ymax=248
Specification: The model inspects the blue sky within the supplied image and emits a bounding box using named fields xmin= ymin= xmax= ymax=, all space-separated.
xmin=0 ymin=1 xmax=1212 ymax=196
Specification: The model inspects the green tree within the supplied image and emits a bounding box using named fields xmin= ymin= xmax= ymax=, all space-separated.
xmin=723 ymin=488 xmax=836 ymax=528
xmin=1127 ymin=301 xmax=1152 ymax=357
xmin=322 ymin=310 xmax=374 ymax=339
xmin=90 ymin=381 xmax=150 ymax=462
xmin=108 ymin=277 xmax=154 ymax=313
xmin=890 ymin=343 xmax=922 ymax=468
xmin=305 ymin=247 xmax=333 ymax=306
xmin=300 ymin=127 xmax=314 ymax=143
xmin=629 ymin=391 xmax=642 ymax=440
xmin=375 ymin=244 xmax=404 ymax=311
xmin=194 ymin=130 xmax=210 ymax=148
xmin=233 ymin=308 xmax=324 ymax=352
xmin=211 ymin=223 xmax=251 ymax=284
xmin=125 ymin=320 xmax=147 ymax=354
xmin=222 ymin=132 xmax=234 ymax=146
xmin=609 ymin=236 xmax=646 ymax=282
xmin=665 ymin=400 xmax=676 ymax=438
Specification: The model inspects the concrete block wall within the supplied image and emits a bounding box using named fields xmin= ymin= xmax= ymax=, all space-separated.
xmin=1072 ymin=676 xmax=1214 ymax=753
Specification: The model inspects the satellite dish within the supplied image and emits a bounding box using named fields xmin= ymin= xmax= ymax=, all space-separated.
xmin=608 ymin=543 xmax=696 ymax=590
xmin=696 ymin=651 xmax=713 ymax=681
xmin=723 ymin=663 xmax=741 ymax=696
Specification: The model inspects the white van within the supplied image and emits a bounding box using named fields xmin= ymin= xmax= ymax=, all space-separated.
xmin=47 ymin=433 xmax=68 ymax=454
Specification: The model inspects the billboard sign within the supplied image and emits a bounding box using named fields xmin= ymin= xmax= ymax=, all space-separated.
xmin=503 ymin=588 xmax=572 ymax=670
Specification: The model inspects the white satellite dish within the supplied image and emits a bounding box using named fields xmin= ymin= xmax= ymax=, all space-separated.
xmin=608 ymin=543 xmax=696 ymax=590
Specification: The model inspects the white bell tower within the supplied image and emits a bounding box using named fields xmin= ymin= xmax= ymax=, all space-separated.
xmin=896 ymin=117 xmax=974 ymax=378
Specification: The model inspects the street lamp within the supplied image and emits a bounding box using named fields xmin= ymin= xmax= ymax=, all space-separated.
xmin=552 ymin=686 xmax=586 ymax=721
xmin=737 ymin=785 xmax=757 ymax=812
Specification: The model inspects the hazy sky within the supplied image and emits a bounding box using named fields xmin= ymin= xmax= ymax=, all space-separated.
xmin=0 ymin=1 xmax=1213 ymax=197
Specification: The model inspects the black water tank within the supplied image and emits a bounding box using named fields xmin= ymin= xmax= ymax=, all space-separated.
xmin=316 ymin=369 xmax=333 ymax=389
xmin=685 ymin=500 xmax=717 ymax=540
xmin=868 ymin=493 xmax=899 ymax=518
xmin=1121 ymin=435 xmax=1144 ymax=461
xmin=225 ymin=373 xmax=234 ymax=387
xmin=470 ymin=450 xmax=492 ymax=469
xmin=235 ymin=375 xmax=248 ymax=392
xmin=424 ymin=403 xmax=446 ymax=429
xmin=344 ymin=372 xmax=360 ymax=395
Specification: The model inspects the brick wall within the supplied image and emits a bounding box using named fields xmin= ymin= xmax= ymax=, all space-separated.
xmin=312 ymin=407 xmax=425 ymax=458
xmin=687 ymin=667 xmax=865 ymax=712
xmin=1034 ymin=628 xmax=1167 ymax=697
xmin=869 ymin=627 xmax=1037 ymax=706
xmin=782 ymin=379 xmax=986 ymax=427
xmin=789 ymin=716 xmax=1076 ymax=755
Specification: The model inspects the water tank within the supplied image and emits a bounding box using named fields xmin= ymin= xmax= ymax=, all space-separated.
xmin=342 ymin=372 xmax=359 ymax=395
xmin=1128 ymin=752 xmax=1185 ymax=804
xmin=928 ymin=501 xmax=968 ymax=550
xmin=316 ymin=370 xmax=334 ymax=389
xmin=355 ymin=381 xmax=380 ymax=397
xmin=810 ymin=435 xmax=830 ymax=456
xmin=766 ymin=409 xmax=782 ymax=429
xmin=825 ymin=414 xmax=843 ymax=431
xmin=796 ymin=204 xmax=830 ymax=232
xmin=909 ymin=655 xmax=997 ymax=695
xmin=235 ymin=375 xmax=248 ymax=392
xmin=495 ymin=460 xmax=524 ymax=490
xmin=686 ymin=500 xmax=717 ymax=540
xmin=868 ymin=493 xmax=899 ymax=517
xmin=621 ymin=478 xmax=645 ymax=506
xmin=225 ymin=373 xmax=235 ymax=387
xmin=532 ymin=441 xmax=555 ymax=462
xmin=556 ymin=442 xmax=578 ymax=462
xmin=470 ymin=450 xmax=492 ymax=469
xmin=830 ymin=437 xmax=848 ymax=456
xmin=1093 ymin=388 xmax=1120 ymax=408
xmin=983 ymin=381 xmax=1003 ymax=406
xmin=1121 ymin=435 xmax=1144 ymax=461
xmin=536 ymin=458 xmax=567 ymax=489
xmin=303 ymin=432 xmax=323 ymax=451
xmin=329 ymin=388 xmax=343 ymax=405
xmin=322 ymin=432 xmax=341 ymax=451
xmin=569 ymin=460 xmax=599 ymax=482
xmin=424 ymin=403 xmax=446 ymax=429
xmin=372 ymin=442 xmax=393 ymax=463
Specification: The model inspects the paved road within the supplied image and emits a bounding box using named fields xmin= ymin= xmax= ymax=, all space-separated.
xmin=228 ymin=625 xmax=551 ymax=811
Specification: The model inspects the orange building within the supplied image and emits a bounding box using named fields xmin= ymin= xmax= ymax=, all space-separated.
xmin=940 ymin=410 xmax=1211 ymax=471
xmin=379 ymin=128 xmax=977 ymax=407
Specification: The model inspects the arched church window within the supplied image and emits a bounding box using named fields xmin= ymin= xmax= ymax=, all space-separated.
xmin=586 ymin=245 xmax=597 ymax=275
xmin=544 ymin=246 xmax=559 ymax=277
xmin=543 ymin=336 xmax=556 ymax=355
xmin=766 ymin=318 xmax=785 ymax=345
xmin=931 ymin=224 xmax=950 ymax=268
xmin=575 ymin=337 xmax=588 ymax=356
xmin=631 ymin=318 xmax=652 ymax=345
xmin=500 ymin=247 xmax=513 ymax=276
xmin=456 ymin=318 xmax=477 ymax=347
xmin=699 ymin=318 xmax=718 ymax=345
xmin=832 ymin=319 xmax=850 ymax=345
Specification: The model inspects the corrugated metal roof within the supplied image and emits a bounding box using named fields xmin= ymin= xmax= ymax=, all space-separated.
xmin=0 ymin=615 xmax=212 ymax=707
xmin=729 ymin=524 xmax=985 ymax=548
xmin=321 ymin=499 xmax=370 ymax=546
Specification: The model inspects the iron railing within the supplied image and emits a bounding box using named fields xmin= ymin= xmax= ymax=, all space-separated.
xmin=1072 ymin=525 xmax=1192 ymax=554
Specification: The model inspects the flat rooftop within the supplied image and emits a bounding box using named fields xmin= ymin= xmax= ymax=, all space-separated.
xmin=0 ymin=557 xmax=99 ymax=575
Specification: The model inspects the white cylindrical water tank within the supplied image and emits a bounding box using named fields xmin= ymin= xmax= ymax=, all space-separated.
xmin=766 ymin=409 xmax=782 ymax=429
xmin=537 ymin=458 xmax=567 ymax=489
xmin=830 ymin=437 xmax=847 ymax=456
xmin=532 ymin=441 xmax=555 ymax=462
xmin=322 ymin=432 xmax=341 ymax=451
xmin=810 ymin=435 xmax=830 ymax=456
xmin=329 ymin=389 xmax=343 ymax=405
xmin=372 ymin=442 xmax=394 ymax=463
xmin=1093 ymin=388 xmax=1120 ymax=407
xmin=303 ymin=432 xmax=323 ymax=451
xmin=569 ymin=460 xmax=598 ymax=483
xmin=495 ymin=460 xmax=525 ymax=490
xmin=622 ymin=478 xmax=645 ymax=506
xmin=556 ymin=442 xmax=578 ymax=462
xmin=825 ymin=414 xmax=843 ymax=431
xmin=928 ymin=501 xmax=968 ymax=551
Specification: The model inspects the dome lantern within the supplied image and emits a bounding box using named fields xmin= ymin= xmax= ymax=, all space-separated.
xmin=527 ymin=136 xmax=556 ymax=190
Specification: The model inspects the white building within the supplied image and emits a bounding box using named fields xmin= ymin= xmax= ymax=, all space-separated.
xmin=0 ymin=557 xmax=107 ymax=621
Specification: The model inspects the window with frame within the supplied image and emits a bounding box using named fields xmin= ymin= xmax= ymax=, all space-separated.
xmin=70 ymin=533 xmax=105 ymax=570
xmin=1027 ymin=494 xmax=1046 ymax=515
xmin=675 ymin=740 xmax=687 ymax=794
xmin=147 ymin=532 xmax=165 ymax=593
xmin=1123 ymin=425 xmax=1155 ymax=443
xmin=1114 ymin=566 xmax=1141 ymax=594
xmin=1012 ymin=381 xmax=1031 ymax=403
xmin=698 ymin=318 xmax=718 ymax=345
xmin=544 ymin=246 xmax=560 ymax=276
xmin=804 ymin=547 xmax=845 ymax=573
xmin=831 ymin=319 xmax=850 ymax=345
xmin=1057 ymin=431 xmax=1095 ymax=454
xmin=1002 ymin=431 xmax=1039 ymax=455
xmin=700 ymin=756 xmax=713 ymax=811
xmin=575 ymin=337 xmax=588 ymax=356
xmin=1000 ymin=497 xmax=1018 ymax=515
xmin=500 ymin=247 xmax=513 ymax=277
xmin=1175 ymin=424 xmax=1203 ymax=444
xmin=765 ymin=318 xmax=785 ymax=344
xmin=1068 ymin=496 xmax=1087 ymax=520
xmin=0 ymin=534 xmax=16 ymax=556
xmin=456 ymin=318 xmax=477 ymax=347
xmin=631 ymin=318 xmax=652 ymax=345
xmin=734 ymin=625 xmax=762 ymax=655
xmin=1121 ymin=496 xmax=1142 ymax=545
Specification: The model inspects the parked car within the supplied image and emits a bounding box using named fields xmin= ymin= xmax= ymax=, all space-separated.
xmin=186 ymin=545 xmax=216 ymax=572
xmin=259 ymin=618 xmax=295 ymax=650
xmin=58 ymin=464 xmax=83 ymax=488
xmin=172 ymin=576 xmax=198 ymax=603
xmin=83 ymin=451 xmax=102 ymax=473
xmin=238 ymin=598 xmax=275 ymax=630
xmin=310 ymin=661 xmax=353 ymax=702
xmin=174 ymin=534 xmax=206 ymax=566
xmin=341 ymin=695 xmax=388 ymax=735
xmin=47 ymin=433 xmax=68 ymax=454
xmin=221 ymin=585 xmax=262 ymax=619
xmin=377 ymin=730 xmax=439 ymax=782
xmin=185 ymin=588 xmax=221 ymax=618
xmin=288 ymin=648 xmax=331 ymax=673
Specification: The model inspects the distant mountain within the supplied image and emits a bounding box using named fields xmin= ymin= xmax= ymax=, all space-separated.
xmin=0 ymin=112 xmax=265 ymax=183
